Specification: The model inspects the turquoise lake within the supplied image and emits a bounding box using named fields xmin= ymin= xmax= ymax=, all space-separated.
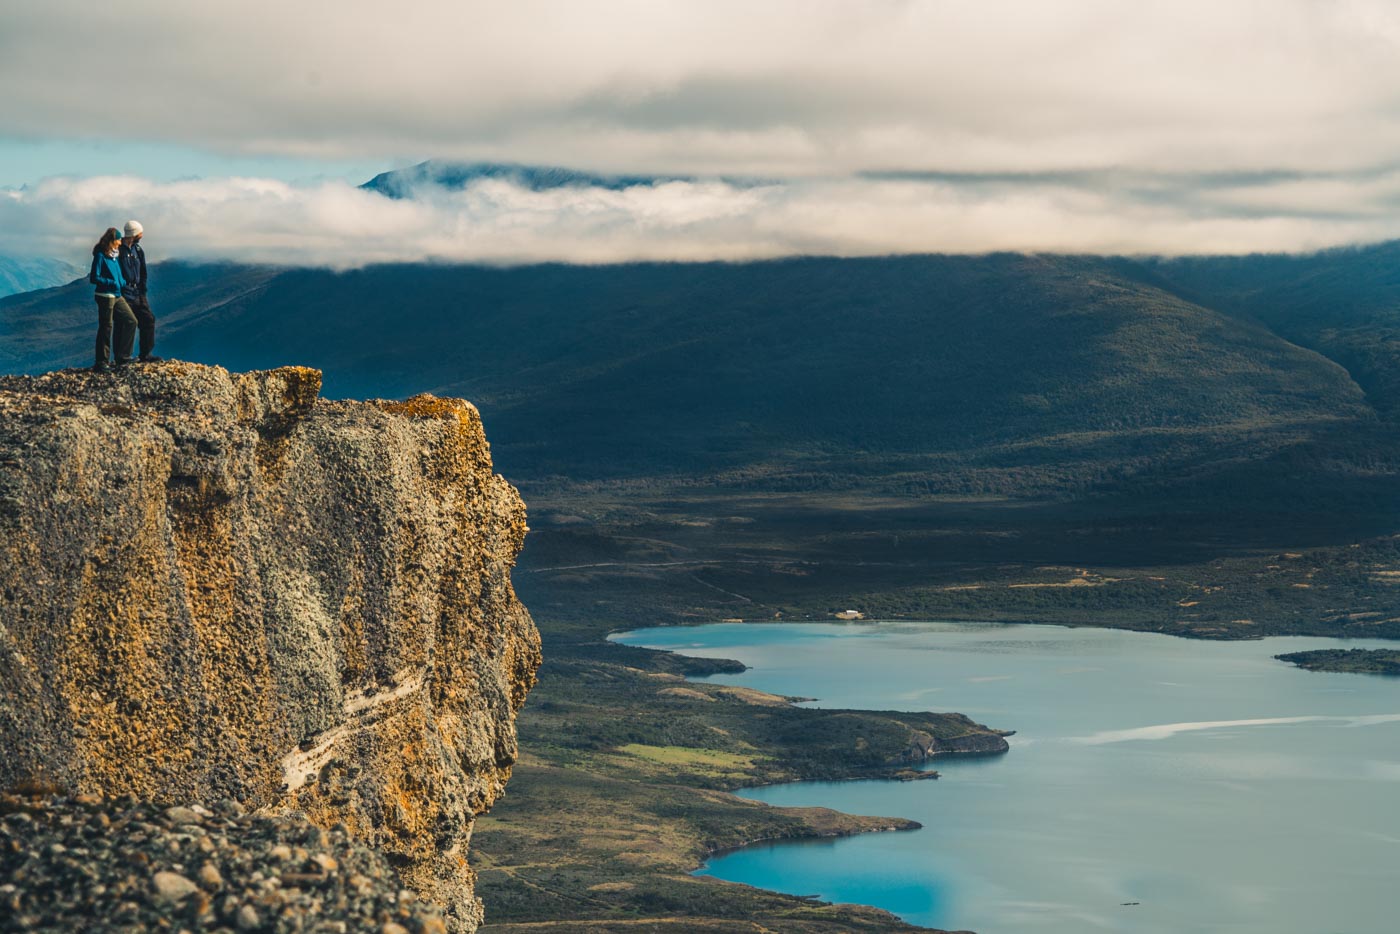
xmin=612 ymin=621 xmax=1400 ymax=934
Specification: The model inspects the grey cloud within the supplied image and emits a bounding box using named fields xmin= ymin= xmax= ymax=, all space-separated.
xmin=7 ymin=1 xmax=1400 ymax=178
xmin=863 ymin=165 xmax=1400 ymax=223
xmin=566 ymin=72 xmax=918 ymax=132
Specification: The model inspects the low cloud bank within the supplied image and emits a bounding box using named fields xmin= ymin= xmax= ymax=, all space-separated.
xmin=8 ymin=168 xmax=1400 ymax=270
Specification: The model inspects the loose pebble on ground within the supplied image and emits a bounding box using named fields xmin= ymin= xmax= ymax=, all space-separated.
xmin=0 ymin=793 xmax=449 ymax=933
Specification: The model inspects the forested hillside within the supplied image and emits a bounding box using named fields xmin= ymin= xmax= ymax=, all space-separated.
xmin=1145 ymin=243 xmax=1400 ymax=420
xmin=3 ymin=251 xmax=1391 ymax=520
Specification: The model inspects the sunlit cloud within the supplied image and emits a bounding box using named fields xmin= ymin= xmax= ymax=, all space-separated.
xmin=10 ymin=166 xmax=1400 ymax=268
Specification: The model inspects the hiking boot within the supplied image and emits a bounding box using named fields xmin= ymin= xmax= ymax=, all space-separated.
xmin=92 ymin=361 xmax=110 ymax=373
xmin=113 ymin=357 xmax=133 ymax=369
xmin=137 ymin=354 xmax=165 ymax=363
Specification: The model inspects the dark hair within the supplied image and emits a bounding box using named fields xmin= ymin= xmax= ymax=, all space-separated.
xmin=92 ymin=227 xmax=122 ymax=257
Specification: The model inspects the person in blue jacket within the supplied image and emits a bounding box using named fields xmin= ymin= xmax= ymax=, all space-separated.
xmin=88 ymin=226 xmax=137 ymax=372
xmin=118 ymin=219 xmax=161 ymax=362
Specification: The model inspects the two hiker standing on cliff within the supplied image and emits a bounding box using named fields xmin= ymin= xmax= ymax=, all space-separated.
xmin=89 ymin=220 xmax=160 ymax=372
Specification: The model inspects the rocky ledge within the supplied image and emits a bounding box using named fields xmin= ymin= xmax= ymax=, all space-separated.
xmin=0 ymin=363 xmax=541 ymax=931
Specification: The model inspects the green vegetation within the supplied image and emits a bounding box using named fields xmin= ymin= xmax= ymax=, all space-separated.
xmin=1275 ymin=649 xmax=1400 ymax=676
xmin=616 ymin=744 xmax=758 ymax=771
xmin=1150 ymin=241 xmax=1400 ymax=420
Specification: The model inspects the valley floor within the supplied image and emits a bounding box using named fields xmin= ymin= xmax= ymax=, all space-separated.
xmin=475 ymin=489 xmax=1400 ymax=931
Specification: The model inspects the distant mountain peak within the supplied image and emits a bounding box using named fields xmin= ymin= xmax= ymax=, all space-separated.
xmin=360 ymin=160 xmax=766 ymax=198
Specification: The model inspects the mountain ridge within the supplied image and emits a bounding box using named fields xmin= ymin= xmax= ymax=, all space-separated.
xmin=0 ymin=251 xmax=1387 ymax=508
xmin=0 ymin=255 xmax=82 ymax=299
xmin=360 ymin=159 xmax=768 ymax=198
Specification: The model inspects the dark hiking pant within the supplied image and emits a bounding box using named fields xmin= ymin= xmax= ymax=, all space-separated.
xmin=95 ymin=294 xmax=137 ymax=364
xmin=128 ymin=294 xmax=156 ymax=358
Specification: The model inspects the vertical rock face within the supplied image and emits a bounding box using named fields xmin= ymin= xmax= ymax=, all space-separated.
xmin=0 ymin=363 xmax=541 ymax=931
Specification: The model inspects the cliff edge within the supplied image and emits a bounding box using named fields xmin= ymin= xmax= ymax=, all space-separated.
xmin=0 ymin=363 xmax=541 ymax=931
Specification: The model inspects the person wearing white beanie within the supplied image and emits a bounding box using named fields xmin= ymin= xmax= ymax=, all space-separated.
xmin=119 ymin=220 xmax=162 ymax=363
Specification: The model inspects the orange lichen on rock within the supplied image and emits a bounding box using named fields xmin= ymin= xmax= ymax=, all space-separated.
xmin=0 ymin=364 xmax=540 ymax=932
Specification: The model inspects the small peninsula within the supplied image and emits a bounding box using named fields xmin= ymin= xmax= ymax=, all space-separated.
xmin=1275 ymin=649 xmax=1400 ymax=676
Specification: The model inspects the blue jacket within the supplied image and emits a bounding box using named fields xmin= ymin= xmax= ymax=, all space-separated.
xmin=89 ymin=250 xmax=126 ymax=296
xmin=118 ymin=241 xmax=147 ymax=299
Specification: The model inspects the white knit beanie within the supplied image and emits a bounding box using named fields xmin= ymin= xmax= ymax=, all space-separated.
xmin=123 ymin=220 xmax=144 ymax=238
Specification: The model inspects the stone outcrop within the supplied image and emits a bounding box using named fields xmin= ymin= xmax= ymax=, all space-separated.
xmin=893 ymin=715 xmax=1011 ymax=765
xmin=0 ymin=363 xmax=541 ymax=931
xmin=929 ymin=727 xmax=1014 ymax=757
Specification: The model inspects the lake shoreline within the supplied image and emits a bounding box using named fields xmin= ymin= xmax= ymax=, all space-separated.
xmin=621 ymin=619 xmax=1400 ymax=933
xmin=471 ymin=620 xmax=1013 ymax=933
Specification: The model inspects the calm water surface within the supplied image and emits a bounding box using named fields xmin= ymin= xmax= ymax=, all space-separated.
xmin=613 ymin=622 xmax=1400 ymax=934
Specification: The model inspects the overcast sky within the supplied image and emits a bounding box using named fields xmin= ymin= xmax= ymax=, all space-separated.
xmin=5 ymin=0 xmax=1400 ymax=265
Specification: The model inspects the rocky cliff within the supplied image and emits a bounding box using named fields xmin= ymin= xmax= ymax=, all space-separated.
xmin=0 ymin=363 xmax=541 ymax=931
